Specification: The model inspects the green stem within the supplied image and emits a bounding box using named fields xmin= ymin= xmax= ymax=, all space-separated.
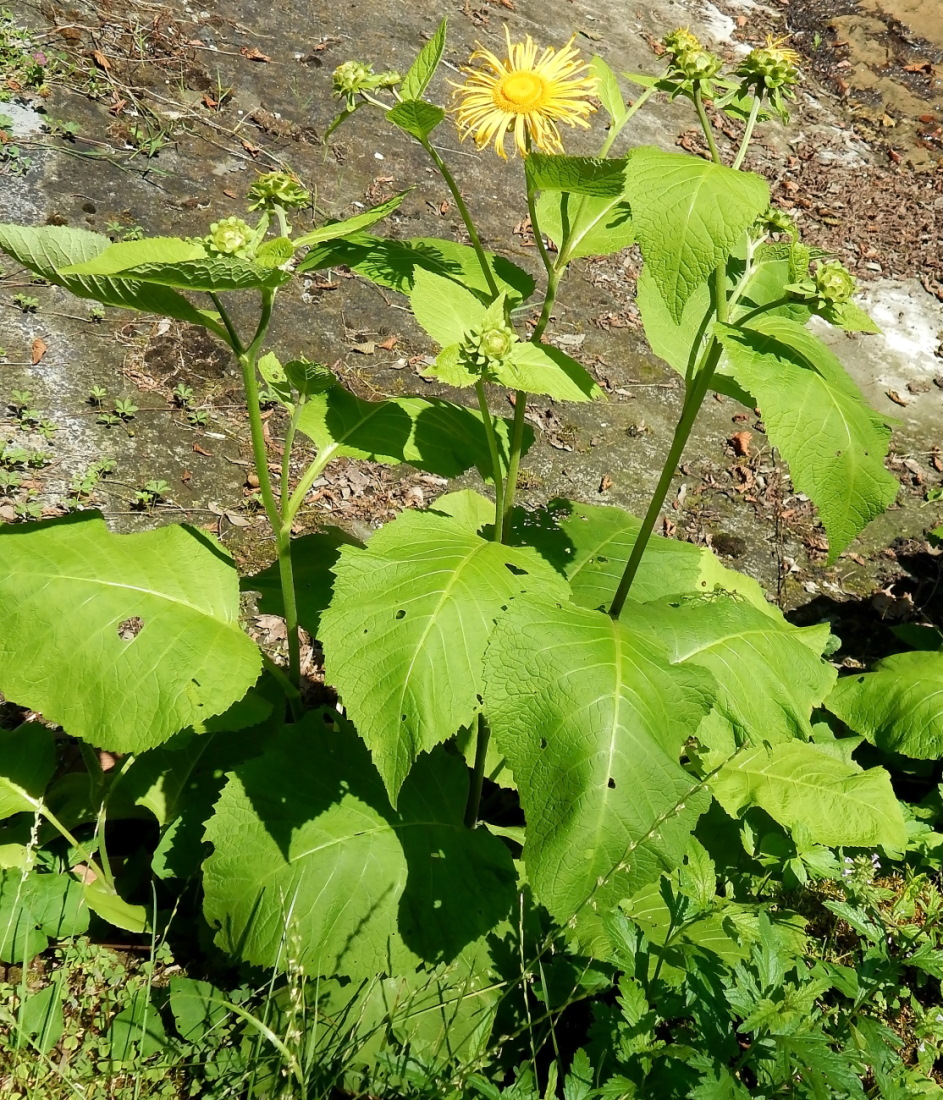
xmin=275 ymin=526 xmax=302 ymax=702
xmin=463 ymin=713 xmax=491 ymax=828
xmin=501 ymin=392 xmax=528 ymax=542
xmin=608 ymin=339 xmax=723 ymax=619
xmin=280 ymin=403 xmax=302 ymax=519
xmin=237 ymin=293 xmax=280 ymax=531
xmin=209 ymin=293 xmax=245 ymax=356
xmin=475 ymin=380 xmax=505 ymax=540
xmin=38 ymin=802 xmax=110 ymax=888
xmin=731 ymin=96 xmax=761 ymax=171
xmin=598 ymin=84 xmax=656 ymax=158
xmin=693 ymin=83 xmax=721 ymax=164
xmin=284 ymin=447 xmax=335 ymax=523
xmin=525 ymin=150 xmax=555 ymax=281
xmin=419 ymin=136 xmax=499 ymax=296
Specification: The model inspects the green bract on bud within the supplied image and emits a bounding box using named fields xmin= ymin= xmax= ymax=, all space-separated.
xmin=205 ymin=216 xmax=254 ymax=256
xmin=736 ymin=37 xmax=800 ymax=92
xmin=462 ymin=319 xmax=518 ymax=372
xmin=813 ymin=261 xmax=856 ymax=306
xmin=247 ymin=171 xmax=310 ymax=212
xmin=759 ymin=205 xmax=796 ymax=237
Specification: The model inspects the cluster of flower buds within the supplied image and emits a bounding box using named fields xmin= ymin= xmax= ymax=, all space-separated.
xmin=662 ymin=27 xmax=723 ymax=86
xmin=247 ymin=171 xmax=310 ymax=212
xmin=461 ymin=318 xmax=518 ymax=375
xmin=332 ymin=60 xmax=402 ymax=109
xmin=204 ymin=216 xmax=255 ymax=257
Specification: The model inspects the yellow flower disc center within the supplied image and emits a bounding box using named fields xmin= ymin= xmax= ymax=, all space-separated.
xmin=493 ymin=71 xmax=548 ymax=112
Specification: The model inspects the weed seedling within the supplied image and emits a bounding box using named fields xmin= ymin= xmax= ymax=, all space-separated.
xmin=187 ymin=408 xmax=209 ymax=427
xmin=87 ymin=385 xmax=108 ymax=406
xmin=88 ymin=303 xmax=106 ymax=322
xmin=133 ymin=479 xmax=170 ymax=509
xmin=0 ymin=470 xmax=21 ymax=492
xmin=96 ymin=412 xmax=121 ymax=428
xmin=172 ymin=382 xmax=194 ymax=407
xmin=114 ymin=398 xmax=139 ymax=421
xmin=11 ymin=292 xmax=38 ymax=312
xmin=105 ymin=220 xmax=145 ymax=242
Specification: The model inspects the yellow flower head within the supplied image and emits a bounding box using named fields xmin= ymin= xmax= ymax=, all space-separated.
xmin=452 ymin=27 xmax=597 ymax=159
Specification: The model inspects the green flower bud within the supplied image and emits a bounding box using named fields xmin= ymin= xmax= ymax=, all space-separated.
xmin=247 ymin=171 xmax=310 ymax=212
xmin=736 ymin=38 xmax=800 ymax=92
xmin=663 ymin=27 xmax=703 ymax=58
xmin=462 ymin=320 xmax=518 ymax=372
xmin=677 ymin=48 xmax=723 ymax=81
xmin=813 ymin=261 xmax=856 ymax=306
xmin=333 ymin=60 xmax=375 ymax=98
xmin=205 ymin=216 xmax=254 ymax=256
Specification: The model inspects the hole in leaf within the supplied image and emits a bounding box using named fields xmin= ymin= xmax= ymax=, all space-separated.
xmin=597 ymin=555 xmax=608 ymax=563
xmin=539 ymin=738 xmax=547 ymax=750
xmin=117 ymin=616 xmax=144 ymax=641
xmin=401 ymin=714 xmax=407 ymax=722
xmin=504 ymin=563 xmax=527 ymax=576
xmin=395 ymin=609 xmax=406 ymax=620
xmin=607 ymin=777 xmax=616 ymax=790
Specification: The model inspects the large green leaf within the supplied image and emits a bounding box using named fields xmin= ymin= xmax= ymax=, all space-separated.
xmin=482 ymin=596 xmax=714 ymax=931
xmin=296 ymin=386 xmax=526 ymax=482
xmin=61 ymin=237 xmax=290 ymax=291
xmin=203 ymin=715 xmax=516 ymax=978
xmin=825 ymin=650 xmax=943 ymax=759
xmin=0 ymin=223 xmax=110 ymax=278
xmin=517 ymin=499 xmax=772 ymax=614
xmin=294 ymin=191 xmax=410 ymax=249
xmin=0 ymin=224 xmax=221 ymax=330
xmin=0 ymin=870 xmax=89 ymax=964
xmin=495 ymin=342 xmax=602 ymax=403
xmin=0 ymin=724 xmax=55 ymax=821
xmin=526 ymin=154 xmax=627 ymax=197
xmin=0 ymin=514 xmax=261 ymax=752
xmin=536 ymin=190 xmax=634 ymax=262
xmin=399 ymin=17 xmax=447 ymax=101
xmin=629 ymin=596 xmax=835 ymax=747
xmin=411 ymin=267 xmax=487 ymax=346
xmin=320 ymin=510 xmax=568 ymax=800
xmin=624 ymin=148 xmax=769 ymax=322
xmin=297 ymin=234 xmax=535 ymax=303
xmin=708 ymin=740 xmax=907 ymax=850
xmin=716 ymin=316 xmax=898 ymax=558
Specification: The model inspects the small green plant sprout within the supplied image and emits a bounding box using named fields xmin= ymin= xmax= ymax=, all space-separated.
xmin=69 ymin=457 xmax=115 ymax=501
xmin=11 ymin=291 xmax=39 ymax=312
xmin=105 ymin=220 xmax=145 ymax=241
xmin=36 ymin=417 xmax=56 ymax=440
xmin=87 ymin=384 xmax=108 ymax=406
xmin=0 ymin=347 xmax=6 ymax=358
xmin=42 ymin=117 xmax=81 ymax=140
xmin=26 ymin=449 xmax=51 ymax=467
xmin=88 ymin=302 xmax=106 ymax=322
xmin=187 ymin=408 xmax=209 ymax=427
xmin=132 ymin=478 xmax=170 ymax=509
xmin=96 ymin=411 xmax=121 ymax=428
xmin=13 ymin=496 xmax=42 ymax=520
xmin=8 ymin=388 xmax=33 ymax=413
xmin=0 ymin=444 xmax=27 ymax=467
xmin=127 ymin=123 xmax=169 ymax=158
xmin=257 ymin=386 xmax=280 ymax=408
xmin=113 ymin=397 xmax=139 ymax=421
xmin=0 ymin=470 xmax=21 ymax=492
xmin=171 ymin=382 xmax=194 ymax=407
